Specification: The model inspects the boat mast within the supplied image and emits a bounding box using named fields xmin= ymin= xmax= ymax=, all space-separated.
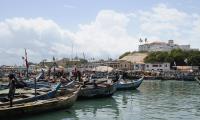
xmin=83 ymin=52 xmax=85 ymax=72
xmin=53 ymin=56 xmax=56 ymax=79
xmin=24 ymin=48 xmax=29 ymax=78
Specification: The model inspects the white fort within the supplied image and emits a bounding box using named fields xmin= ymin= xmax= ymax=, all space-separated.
xmin=139 ymin=40 xmax=190 ymax=52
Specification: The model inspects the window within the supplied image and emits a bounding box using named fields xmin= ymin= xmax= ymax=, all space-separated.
xmin=146 ymin=65 xmax=149 ymax=68
xmin=165 ymin=64 xmax=168 ymax=67
xmin=152 ymin=65 xmax=158 ymax=67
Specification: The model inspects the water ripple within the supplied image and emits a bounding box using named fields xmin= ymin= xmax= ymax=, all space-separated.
xmin=19 ymin=80 xmax=200 ymax=120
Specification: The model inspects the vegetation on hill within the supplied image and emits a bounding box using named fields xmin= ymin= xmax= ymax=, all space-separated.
xmin=144 ymin=49 xmax=200 ymax=66
xmin=119 ymin=52 xmax=131 ymax=59
xmin=119 ymin=51 xmax=147 ymax=59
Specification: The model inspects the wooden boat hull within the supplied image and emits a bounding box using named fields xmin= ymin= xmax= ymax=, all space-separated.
xmin=0 ymin=86 xmax=80 ymax=118
xmin=0 ymin=82 xmax=62 ymax=106
xmin=116 ymin=77 xmax=144 ymax=90
xmin=78 ymin=82 xmax=117 ymax=99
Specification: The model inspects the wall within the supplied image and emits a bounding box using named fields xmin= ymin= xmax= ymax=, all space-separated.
xmin=145 ymin=63 xmax=170 ymax=71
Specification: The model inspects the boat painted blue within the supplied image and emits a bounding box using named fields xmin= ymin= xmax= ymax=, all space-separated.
xmin=25 ymin=81 xmax=51 ymax=88
xmin=116 ymin=76 xmax=144 ymax=90
xmin=0 ymin=85 xmax=81 ymax=118
xmin=0 ymin=82 xmax=62 ymax=106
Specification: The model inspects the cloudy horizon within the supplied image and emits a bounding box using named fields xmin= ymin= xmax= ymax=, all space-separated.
xmin=0 ymin=0 xmax=200 ymax=65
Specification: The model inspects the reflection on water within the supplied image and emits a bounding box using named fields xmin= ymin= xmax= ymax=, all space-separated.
xmin=20 ymin=80 xmax=200 ymax=120
xmin=74 ymin=97 xmax=119 ymax=119
xmin=20 ymin=97 xmax=119 ymax=120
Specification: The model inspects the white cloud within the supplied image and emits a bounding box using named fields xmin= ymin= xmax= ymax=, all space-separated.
xmin=193 ymin=15 xmax=200 ymax=33
xmin=189 ymin=15 xmax=200 ymax=48
xmin=0 ymin=22 xmax=13 ymax=37
xmin=64 ymin=4 xmax=76 ymax=9
xmin=138 ymin=4 xmax=188 ymax=38
xmin=0 ymin=4 xmax=200 ymax=65
xmin=0 ymin=17 xmax=73 ymax=65
xmin=135 ymin=3 xmax=200 ymax=47
xmin=73 ymin=10 xmax=137 ymax=58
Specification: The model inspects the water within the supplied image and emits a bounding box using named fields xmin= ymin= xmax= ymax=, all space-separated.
xmin=20 ymin=80 xmax=200 ymax=120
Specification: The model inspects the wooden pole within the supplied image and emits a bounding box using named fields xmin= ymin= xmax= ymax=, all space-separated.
xmin=25 ymin=49 xmax=29 ymax=78
xmin=34 ymin=77 xmax=37 ymax=97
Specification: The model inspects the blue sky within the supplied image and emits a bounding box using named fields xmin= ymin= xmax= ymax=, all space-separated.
xmin=1 ymin=0 xmax=199 ymax=29
xmin=0 ymin=0 xmax=200 ymax=65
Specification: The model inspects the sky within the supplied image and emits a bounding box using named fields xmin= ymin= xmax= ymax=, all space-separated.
xmin=0 ymin=0 xmax=200 ymax=65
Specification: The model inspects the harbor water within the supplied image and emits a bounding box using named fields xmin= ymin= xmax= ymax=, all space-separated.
xmin=20 ymin=80 xmax=200 ymax=120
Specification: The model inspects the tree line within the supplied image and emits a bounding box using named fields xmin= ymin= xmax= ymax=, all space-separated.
xmin=144 ymin=49 xmax=200 ymax=66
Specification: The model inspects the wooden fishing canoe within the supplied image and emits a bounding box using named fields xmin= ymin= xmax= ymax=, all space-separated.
xmin=78 ymin=80 xmax=117 ymax=99
xmin=0 ymin=82 xmax=62 ymax=106
xmin=0 ymin=85 xmax=80 ymax=118
xmin=116 ymin=76 xmax=144 ymax=90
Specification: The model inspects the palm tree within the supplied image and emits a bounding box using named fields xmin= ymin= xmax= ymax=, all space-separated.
xmin=139 ymin=38 xmax=143 ymax=44
xmin=145 ymin=38 xmax=147 ymax=43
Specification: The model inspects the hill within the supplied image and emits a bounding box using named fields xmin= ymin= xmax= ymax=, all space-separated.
xmin=119 ymin=52 xmax=148 ymax=64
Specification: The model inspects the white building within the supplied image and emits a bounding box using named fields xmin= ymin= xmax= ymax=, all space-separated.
xmin=139 ymin=40 xmax=190 ymax=52
xmin=132 ymin=63 xmax=145 ymax=71
xmin=145 ymin=63 xmax=170 ymax=71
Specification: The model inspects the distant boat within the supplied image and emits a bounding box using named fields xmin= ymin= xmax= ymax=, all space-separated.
xmin=116 ymin=76 xmax=144 ymax=90
xmin=78 ymin=79 xmax=117 ymax=99
xmin=0 ymin=85 xmax=80 ymax=118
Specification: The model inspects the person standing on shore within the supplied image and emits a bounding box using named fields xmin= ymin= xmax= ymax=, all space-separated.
xmin=8 ymin=73 xmax=17 ymax=107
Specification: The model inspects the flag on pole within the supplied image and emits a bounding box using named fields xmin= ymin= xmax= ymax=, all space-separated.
xmin=24 ymin=48 xmax=29 ymax=78
xmin=52 ymin=56 xmax=56 ymax=78
xmin=24 ymin=49 xmax=29 ymax=68
xmin=53 ymin=56 xmax=56 ymax=68
xmin=139 ymin=38 xmax=143 ymax=43
xmin=145 ymin=38 xmax=147 ymax=43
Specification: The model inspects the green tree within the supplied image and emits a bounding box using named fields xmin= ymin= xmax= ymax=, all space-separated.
xmin=170 ymin=49 xmax=186 ymax=65
xmin=144 ymin=49 xmax=200 ymax=66
xmin=187 ymin=51 xmax=200 ymax=66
